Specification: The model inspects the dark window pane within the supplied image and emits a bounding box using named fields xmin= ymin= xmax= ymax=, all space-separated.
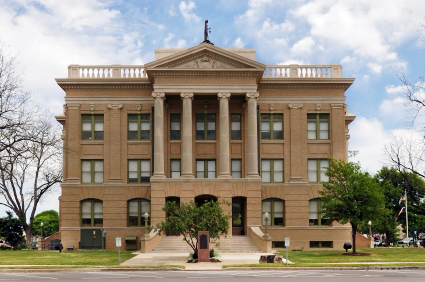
xmin=262 ymin=132 xmax=271 ymax=139
xmin=322 ymin=241 xmax=332 ymax=248
xmin=196 ymin=114 xmax=205 ymax=121
xmin=231 ymin=131 xmax=241 ymax=140
xmin=128 ymin=131 xmax=138 ymax=140
xmin=321 ymin=218 xmax=331 ymax=225
xmin=307 ymin=114 xmax=317 ymax=119
xmin=171 ymin=130 xmax=180 ymax=140
xmin=140 ymin=130 xmax=150 ymax=140
xmin=273 ymin=131 xmax=283 ymax=139
xmin=274 ymin=218 xmax=284 ymax=226
xmin=319 ymin=114 xmax=329 ymax=119
xmin=261 ymin=114 xmax=270 ymax=120
xmin=82 ymin=131 xmax=92 ymax=140
xmin=196 ymin=131 xmax=205 ymax=140
xmin=94 ymin=218 xmax=103 ymax=226
xmin=129 ymin=216 xmax=139 ymax=226
xmin=207 ymin=114 xmax=216 ymax=121
xmin=141 ymin=176 xmax=150 ymax=183
xmin=128 ymin=177 xmax=138 ymax=183
xmin=81 ymin=218 xmax=91 ymax=226
xmin=170 ymin=114 xmax=180 ymax=121
xmin=128 ymin=114 xmax=138 ymax=121
xmin=207 ymin=130 xmax=215 ymax=140
xmin=140 ymin=114 xmax=150 ymax=120
xmin=310 ymin=241 xmax=320 ymax=248
xmin=94 ymin=132 xmax=104 ymax=140
xmin=309 ymin=219 xmax=318 ymax=226
xmin=274 ymin=114 xmax=283 ymax=120
xmin=94 ymin=115 xmax=103 ymax=121
xmin=231 ymin=114 xmax=241 ymax=122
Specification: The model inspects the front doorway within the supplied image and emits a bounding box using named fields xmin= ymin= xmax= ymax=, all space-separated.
xmin=165 ymin=197 xmax=180 ymax=236
xmin=195 ymin=195 xmax=217 ymax=206
xmin=232 ymin=197 xmax=246 ymax=236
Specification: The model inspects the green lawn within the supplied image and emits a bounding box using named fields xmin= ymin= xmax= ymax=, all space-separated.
xmin=0 ymin=250 xmax=137 ymax=266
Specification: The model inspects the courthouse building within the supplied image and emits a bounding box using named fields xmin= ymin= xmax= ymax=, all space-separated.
xmin=55 ymin=43 xmax=356 ymax=251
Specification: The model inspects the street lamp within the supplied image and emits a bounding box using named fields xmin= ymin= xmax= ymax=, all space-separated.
xmin=264 ymin=212 xmax=269 ymax=237
xmin=368 ymin=221 xmax=372 ymax=238
xmin=40 ymin=222 xmax=44 ymax=238
xmin=144 ymin=212 xmax=150 ymax=238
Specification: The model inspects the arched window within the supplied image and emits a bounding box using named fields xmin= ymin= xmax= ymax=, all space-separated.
xmin=81 ymin=199 xmax=103 ymax=227
xmin=128 ymin=199 xmax=151 ymax=227
xmin=262 ymin=198 xmax=284 ymax=226
xmin=309 ymin=198 xmax=330 ymax=226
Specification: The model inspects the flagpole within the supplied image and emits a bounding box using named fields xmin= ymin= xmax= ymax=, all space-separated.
xmin=405 ymin=190 xmax=409 ymax=244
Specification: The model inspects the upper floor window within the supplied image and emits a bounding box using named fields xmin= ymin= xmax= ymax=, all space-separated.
xmin=231 ymin=159 xmax=242 ymax=178
xmin=196 ymin=159 xmax=216 ymax=178
xmin=170 ymin=114 xmax=181 ymax=140
xmin=231 ymin=114 xmax=242 ymax=140
xmin=309 ymin=198 xmax=330 ymax=226
xmin=82 ymin=115 xmax=104 ymax=140
xmin=262 ymin=198 xmax=284 ymax=226
xmin=170 ymin=159 xmax=181 ymax=178
xmin=307 ymin=113 xmax=329 ymax=140
xmin=82 ymin=160 xmax=103 ymax=183
xmin=308 ymin=159 xmax=329 ymax=182
xmin=128 ymin=160 xmax=151 ymax=183
xmin=81 ymin=199 xmax=103 ymax=227
xmin=128 ymin=114 xmax=150 ymax=140
xmin=261 ymin=114 xmax=283 ymax=140
xmin=128 ymin=199 xmax=151 ymax=227
xmin=261 ymin=159 xmax=284 ymax=183
xmin=196 ymin=114 xmax=216 ymax=140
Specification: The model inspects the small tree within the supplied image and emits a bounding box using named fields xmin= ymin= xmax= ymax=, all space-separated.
xmin=33 ymin=210 xmax=59 ymax=238
xmin=0 ymin=211 xmax=25 ymax=248
xmin=320 ymin=159 xmax=385 ymax=253
xmin=155 ymin=200 xmax=231 ymax=256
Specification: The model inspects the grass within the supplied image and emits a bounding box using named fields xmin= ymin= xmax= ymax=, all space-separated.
xmin=0 ymin=250 xmax=137 ymax=266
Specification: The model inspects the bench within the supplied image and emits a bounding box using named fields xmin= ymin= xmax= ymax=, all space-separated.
xmin=66 ymin=246 xmax=74 ymax=251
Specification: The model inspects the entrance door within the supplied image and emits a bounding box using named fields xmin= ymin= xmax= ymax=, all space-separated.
xmin=232 ymin=197 xmax=246 ymax=236
xmin=166 ymin=197 xmax=180 ymax=236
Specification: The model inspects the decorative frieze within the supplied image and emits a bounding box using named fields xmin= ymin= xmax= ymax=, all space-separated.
xmin=107 ymin=104 xmax=122 ymax=110
xmin=66 ymin=103 xmax=80 ymax=110
xmin=288 ymin=103 xmax=303 ymax=109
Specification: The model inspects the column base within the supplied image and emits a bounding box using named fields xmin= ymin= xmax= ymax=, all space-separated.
xmin=246 ymin=174 xmax=261 ymax=179
xmin=218 ymin=174 xmax=232 ymax=179
xmin=151 ymin=174 xmax=166 ymax=180
xmin=180 ymin=174 xmax=195 ymax=179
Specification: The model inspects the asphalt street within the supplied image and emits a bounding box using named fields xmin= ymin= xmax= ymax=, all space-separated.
xmin=1 ymin=269 xmax=425 ymax=281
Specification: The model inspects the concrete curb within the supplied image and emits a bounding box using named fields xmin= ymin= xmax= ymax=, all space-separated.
xmin=224 ymin=266 xmax=425 ymax=271
xmin=0 ymin=268 xmax=184 ymax=273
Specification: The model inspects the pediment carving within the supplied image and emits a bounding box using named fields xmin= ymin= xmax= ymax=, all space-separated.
xmin=174 ymin=55 xmax=234 ymax=69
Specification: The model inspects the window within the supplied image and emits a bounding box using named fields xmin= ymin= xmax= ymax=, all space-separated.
xmin=170 ymin=114 xmax=181 ymax=140
xmin=82 ymin=115 xmax=104 ymax=140
xmin=261 ymin=114 xmax=283 ymax=140
xmin=309 ymin=198 xmax=330 ymax=226
xmin=196 ymin=114 xmax=216 ymax=140
xmin=262 ymin=198 xmax=284 ymax=226
xmin=231 ymin=159 xmax=242 ymax=178
xmin=307 ymin=113 xmax=329 ymax=140
xmin=272 ymin=241 xmax=286 ymax=248
xmin=128 ymin=199 xmax=151 ymax=227
xmin=128 ymin=114 xmax=150 ymax=140
xmin=308 ymin=159 xmax=329 ymax=182
xmin=196 ymin=160 xmax=216 ymax=178
xmin=128 ymin=160 xmax=151 ymax=183
xmin=82 ymin=160 xmax=103 ymax=183
xmin=261 ymin=159 xmax=284 ymax=183
xmin=231 ymin=114 xmax=241 ymax=140
xmin=170 ymin=159 xmax=181 ymax=178
xmin=310 ymin=241 xmax=333 ymax=248
xmin=81 ymin=199 xmax=103 ymax=227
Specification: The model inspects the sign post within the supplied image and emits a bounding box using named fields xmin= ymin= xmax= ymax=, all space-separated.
xmin=285 ymin=237 xmax=290 ymax=265
xmin=116 ymin=237 xmax=122 ymax=265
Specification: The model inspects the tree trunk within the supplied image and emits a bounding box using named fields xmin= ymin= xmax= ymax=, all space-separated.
xmin=25 ymin=226 xmax=32 ymax=247
xmin=351 ymin=223 xmax=357 ymax=253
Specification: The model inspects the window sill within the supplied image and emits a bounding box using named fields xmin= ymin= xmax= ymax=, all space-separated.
xmin=261 ymin=140 xmax=284 ymax=143
xmin=195 ymin=140 xmax=217 ymax=143
xmin=127 ymin=140 xmax=151 ymax=143
xmin=170 ymin=140 xmax=181 ymax=142
xmin=307 ymin=140 xmax=331 ymax=143
xmin=231 ymin=140 xmax=242 ymax=142
xmin=80 ymin=141 xmax=104 ymax=145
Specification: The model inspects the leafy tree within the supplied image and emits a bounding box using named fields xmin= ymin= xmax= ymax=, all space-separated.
xmin=155 ymin=199 xmax=231 ymax=256
xmin=0 ymin=211 xmax=25 ymax=247
xmin=320 ymin=159 xmax=385 ymax=253
xmin=32 ymin=210 xmax=59 ymax=238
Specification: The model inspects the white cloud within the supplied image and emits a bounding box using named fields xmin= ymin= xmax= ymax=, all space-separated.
xmin=367 ymin=62 xmax=382 ymax=74
xmin=179 ymin=1 xmax=201 ymax=22
xmin=232 ymin=37 xmax=246 ymax=48
xmin=291 ymin=37 xmax=315 ymax=54
xmin=379 ymin=97 xmax=407 ymax=121
xmin=278 ymin=59 xmax=305 ymax=65
xmin=340 ymin=55 xmax=356 ymax=64
xmin=386 ymin=85 xmax=407 ymax=95
xmin=169 ymin=4 xmax=178 ymax=16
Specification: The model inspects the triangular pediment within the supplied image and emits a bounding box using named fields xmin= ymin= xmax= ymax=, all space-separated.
xmin=145 ymin=43 xmax=265 ymax=70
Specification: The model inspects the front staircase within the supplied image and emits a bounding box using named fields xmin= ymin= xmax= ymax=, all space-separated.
xmin=151 ymin=236 xmax=262 ymax=253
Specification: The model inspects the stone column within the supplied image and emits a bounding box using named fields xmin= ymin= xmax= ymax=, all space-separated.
xmin=288 ymin=103 xmax=303 ymax=183
xmin=108 ymin=103 xmax=123 ymax=183
xmin=180 ymin=92 xmax=194 ymax=178
xmin=246 ymin=92 xmax=260 ymax=178
xmin=218 ymin=92 xmax=232 ymax=178
xmin=152 ymin=92 xmax=166 ymax=178
xmin=65 ymin=104 xmax=80 ymax=184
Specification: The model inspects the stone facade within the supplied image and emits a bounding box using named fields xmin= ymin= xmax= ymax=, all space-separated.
xmin=56 ymin=43 xmax=356 ymax=251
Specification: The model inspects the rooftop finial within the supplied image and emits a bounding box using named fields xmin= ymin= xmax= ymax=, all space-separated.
xmin=202 ymin=20 xmax=214 ymax=45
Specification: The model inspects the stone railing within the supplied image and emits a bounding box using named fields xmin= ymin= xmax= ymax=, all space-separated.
xmin=264 ymin=64 xmax=342 ymax=78
xmin=68 ymin=64 xmax=147 ymax=78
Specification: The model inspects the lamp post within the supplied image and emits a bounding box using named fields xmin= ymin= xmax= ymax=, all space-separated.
xmin=264 ymin=212 xmax=269 ymax=237
xmin=144 ymin=212 xmax=150 ymax=238
xmin=368 ymin=221 xmax=372 ymax=238
xmin=40 ymin=222 xmax=44 ymax=239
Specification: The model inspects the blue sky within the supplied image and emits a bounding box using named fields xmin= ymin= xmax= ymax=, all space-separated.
xmin=1 ymin=0 xmax=425 ymax=216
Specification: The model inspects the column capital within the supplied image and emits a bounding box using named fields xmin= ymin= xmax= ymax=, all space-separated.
xmin=152 ymin=92 xmax=165 ymax=99
xmin=180 ymin=92 xmax=194 ymax=100
xmin=288 ymin=103 xmax=303 ymax=109
xmin=108 ymin=104 xmax=122 ymax=110
xmin=218 ymin=92 xmax=231 ymax=100
xmin=246 ymin=92 xmax=259 ymax=100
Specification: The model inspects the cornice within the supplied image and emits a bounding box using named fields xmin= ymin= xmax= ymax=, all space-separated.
xmin=258 ymin=96 xmax=346 ymax=104
xmin=65 ymin=97 xmax=154 ymax=104
xmin=259 ymin=83 xmax=353 ymax=90
xmin=58 ymin=84 xmax=153 ymax=90
xmin=148 ymin=69 xmax=263 ymax=77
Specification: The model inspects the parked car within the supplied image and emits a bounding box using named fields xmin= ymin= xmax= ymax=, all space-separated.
xmin=374 ymin=239 xmax=381 ymax=246
xmin=397 ymin=238 xmax=414 ymax=244
xmin=0 ymin=242 xmax=12 ymax=249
